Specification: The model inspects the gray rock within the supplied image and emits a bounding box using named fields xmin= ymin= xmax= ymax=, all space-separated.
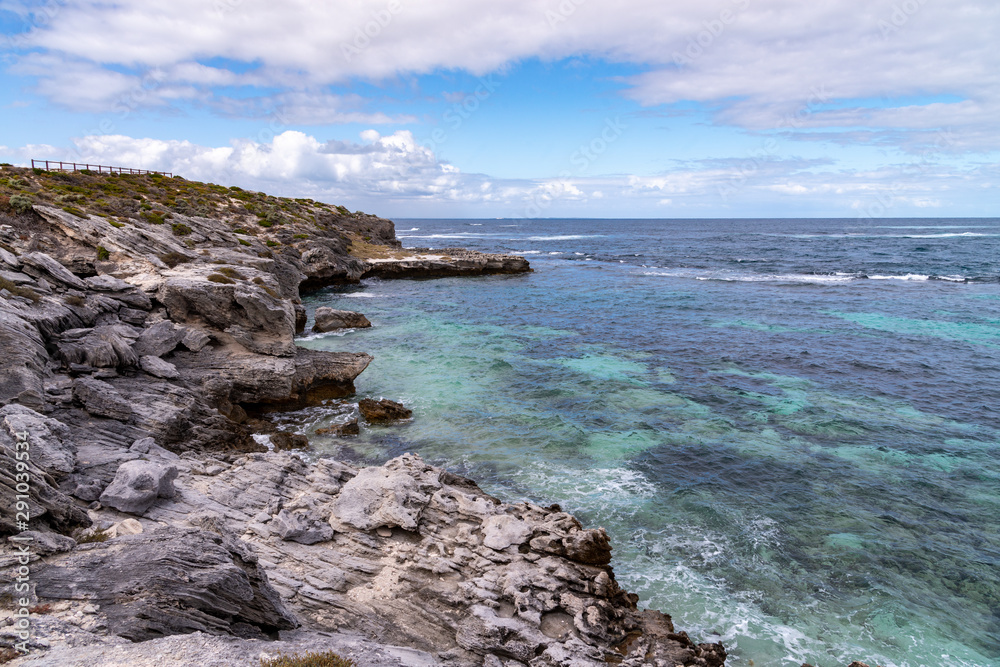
xmin=20 ymin=252 xmax=88 ymax=290
xmin=180 ymin=325 xmax=211 ymax=352
xmin=0 ymin=404 xmax=76 ymax=476
xmin=134 ymin=320 xmax=184 ymax=357
xmin=481 ymin=514 xmax=533 ymax=551
xmin=358 ymin=397 xmax=412 ymax=423
xmin=57 ymin=325 xmax=139 ymax=369
xmin=129 ymin=436 xmax=180 ymax=460
xmin=272 ymin=509 xmax=334 ymax=545
xmin=312 ymin=307 xmax=372 ymax=332
xmin=7 ymin=530 xmax=76 ymax=556
xmin=118 ymin=306 xmax=148 ymax=325
xmin=331 ymin=454 xmax=440 ymax=531
xmin=84 ymin=275 xmax=152 ymax=310
xmin=29 ymin=526 xmax=297 ymax=641
xmin=99 ymin=460 xmax=178 ymax=514
xmin=139 ymin=354 xmax=180 ymax=379
xmin=73 ymin=377 xmax=133 ymax=421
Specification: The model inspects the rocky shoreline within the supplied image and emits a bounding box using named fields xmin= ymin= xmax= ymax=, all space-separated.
xmin=0 ymin=171 xmax=731 ymax=667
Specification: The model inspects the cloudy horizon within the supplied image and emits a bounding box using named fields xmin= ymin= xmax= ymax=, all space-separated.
xmin=1 ymin=0 xmax=997 ymax=219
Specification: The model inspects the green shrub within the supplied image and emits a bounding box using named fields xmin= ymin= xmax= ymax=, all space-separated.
xmin=233 ymin=227 xmax=249 ymax=234
xmin=217 ymin=267 xmax=245 ymax=280
xmin=75 ymin=528 xmax=110 ymax=544
xmin=0 ymin=276 xmax=40 ymax=303
xmin=158 ymin=251 xmax=188 ymax=268
xmin=265 ymin=240 xmax=279 ymax=247
xmin=171 ymin=222 xmax=193 ymax=236
xmin=141 ymin=211 xmax=165 ymax=225
xmin=32 ymin=167 xmax=45 ymax=175
xmin=239 ymin=238 xmax=251 ymax=246
xmin=8 ymin=194 xmax=32 ymax=214
xmin=260 ymin=650 xmax=355 ymax=667
xmin=108 ymin=220 xmax=124 ymax=228
xmin=293 ymin=233 xmax=308 ymax=239
xmin=62 ymin=205 xmax=87 ymax=218
xmin=258 ymin=219 xmax=273 ymax=228
xmin=96 ymin=246 xmax=110 ymax=261
xmin=207 ymin=273 xmax=235 ymax=285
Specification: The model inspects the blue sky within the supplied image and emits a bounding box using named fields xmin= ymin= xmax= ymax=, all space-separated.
xmin=1 ymin=0 xmax=997 ymax=219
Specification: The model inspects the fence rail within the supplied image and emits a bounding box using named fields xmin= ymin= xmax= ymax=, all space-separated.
xmin=30 ymin=159 xmax=172 ymax=178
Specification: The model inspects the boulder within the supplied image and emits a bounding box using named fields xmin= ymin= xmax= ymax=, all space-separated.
xmin=358 ymin=397 xmax=412 ymax=423
xmin=312 ymin=307 xmax=371 ymax=332
xmin=316 ymin=419 xmax=359 ymax=437
xmin=99 ymin=460 xmax=178 ymax=514
xmin=331 ymin=454 xmax=440 ymax=531
xmin=270 ymin=432 xmax=309 ymax=451
xmin=139 ymin=354 xmax=180 ymax=379
xmin=29 ymin=526 xmax=297 ymax=640
xmin=73 ymin=377 xmax=133 ymax=421
xmin=56 ymin=325 xmax=139 ymax=369
xmin=20 ymin=252 xmax=88 ymax=290
xmin=272 ymin=508 xmax=334 ymax=545
xmin=134 ymin=320 xmax=185 ymax=357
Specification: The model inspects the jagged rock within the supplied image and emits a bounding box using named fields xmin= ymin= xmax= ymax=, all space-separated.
xmin=358 ymin=397 xmax=413 ymax=423
xmin=56 ymin=325 xmax=139 ymax=369
xmin=133 ymin=320 xmax=184 ymax=357
xmin=271 ymin=432 xmax=309 ymax=451
xmin=273 ymin=509 xmax=334 ymax=545
xmin=363 ymin=248 xmax=531 ymax=280
xmin=0 ymin=430 xmax=90 ymax=536
xmin=331 ymin=454 xmax=441 ymax=531
xmin=99 ymin=460 xmax=178 ymax=514
xmin=6 ymin=530 xmax=76 ymax=557
xmin=316 ymin=419 xmax=359 ymax=436
xmin=481 ymin=514 xmax=533 ymax=551
xmin=72 ymin=377 xmax=132 ymax=421
xmin=139 ymin=354 xmax=180 ymax=379
xmin=180 ymin=325 xmax=211 ymax=352
xmin=84 ymin=274 xmax=152 ymax=310
xmin=0 ymin=307 xmax=50 ymax=405
xmin=312 ymin=307 xmax=372 ymax=332
xmin=19 ymin=252 xmax=88 ymax=290
xmin=0 ymin=404 xmax=75 ymax=476
xmin=129 ymin=436 xmax=179 ymax=460
xmin=28 ymin=526 xmax=297 ymax=640
xmin=105 ymin=518 xmax=144 ymax=538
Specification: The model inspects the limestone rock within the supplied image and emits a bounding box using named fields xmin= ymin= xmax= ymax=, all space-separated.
xmin=99 ymin=460 xmax=178 ymax=514
xmin=271 ymin=431 xmax=309 ymax=451
xmin=331 ymin=454 xmax=440 ymax=531
xmin=56 ymin=325 xmax=139 ymax=369
xmin=139 ymin=354 xmax=180 ymax=379
xmin=312 ymin=307 xmax=372 ymax=332
xmin=358 ymin=397 xmax=412 ymax=423
xmin=134 ymin=320 xmax=184 ymax=357
xmin=0 ymin=404 xmax=75 ymax=476
xmin=73 ymin=377 xmax=132 ymax=421
xmin=29 ymin=526 xmax=297 ymax=640
xmin=20 ymin=252 xmax=88 ymax=290
xmin=273 ymin=509 xmax=334 ymax=545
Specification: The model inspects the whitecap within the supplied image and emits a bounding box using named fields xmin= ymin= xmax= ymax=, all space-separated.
xmin=526 ymin=234 xmax=606 ymax=241
xmin=867 ymin=274 xmax=930 ymax=281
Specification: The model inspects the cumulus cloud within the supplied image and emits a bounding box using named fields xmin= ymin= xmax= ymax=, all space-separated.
xmin=8 ymin=0 xmax=998 ymax=144
xmin=8 ymin=129 xmax=992 ymax=217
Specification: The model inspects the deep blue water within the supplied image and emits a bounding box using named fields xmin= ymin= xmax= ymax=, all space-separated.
xmin=292 ymin=218 xmax=1000 ymax=667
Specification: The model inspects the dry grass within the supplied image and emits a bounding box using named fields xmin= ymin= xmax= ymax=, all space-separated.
xmin=260 ymin=651 xmax=355 ymax=667
xmin=345 ymin=232 xmax=408 ymax=260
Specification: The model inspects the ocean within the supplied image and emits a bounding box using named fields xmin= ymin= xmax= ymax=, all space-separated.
xmin=289 ymin=218 xmax=1000 ymax=667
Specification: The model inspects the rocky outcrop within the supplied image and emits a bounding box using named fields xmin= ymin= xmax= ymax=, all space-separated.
xmin=312 ymin=307 xmax=371 ymax=332
xmin=358 ymin=397 xmax=413 ymax=423
xmin=363 ymin=248 xmax=532 ymax=280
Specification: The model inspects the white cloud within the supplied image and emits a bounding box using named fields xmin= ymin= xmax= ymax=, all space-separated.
xmin=11 ymin=0 xmax=998 ymax=141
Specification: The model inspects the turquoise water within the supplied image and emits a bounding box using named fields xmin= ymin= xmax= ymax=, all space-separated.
xmin=290 ymin=218 xmax=1000 ymax=667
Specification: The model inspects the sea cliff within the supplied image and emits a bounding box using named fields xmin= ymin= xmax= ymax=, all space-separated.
xmin=0 ymin=166 xmax=727 ymax=666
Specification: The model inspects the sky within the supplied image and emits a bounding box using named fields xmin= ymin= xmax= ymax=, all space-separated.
xmin=0 ymin=0 xmax=997 ymax=219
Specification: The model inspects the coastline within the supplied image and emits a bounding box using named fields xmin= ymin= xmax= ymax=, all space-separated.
xmin=0 ymin=170 xmax=727 ymax=666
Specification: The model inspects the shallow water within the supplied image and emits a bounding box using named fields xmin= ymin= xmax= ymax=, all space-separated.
xmin=292 ymin=218 xmax=1000 ymax=667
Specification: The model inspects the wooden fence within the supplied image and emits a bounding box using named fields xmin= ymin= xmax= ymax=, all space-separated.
xmin=30 ymin=159 xmax=172 ymax=177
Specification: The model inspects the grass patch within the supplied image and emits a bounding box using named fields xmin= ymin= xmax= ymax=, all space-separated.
xmin=171 ymin=222 xmax=193 ymax=236
xmin=141 ymin=211 xmax=165 ymax=224
xmin=0 ymin=276 xmax=40 ymax=302
xmin=217 ymin=266 xmax=246 ymax=280
xmin=293 ymin=233 xmax=309 ymax=239
xmin=260 ymin=651 xmax=355 ymax=667
xmin=62 ymin=205 xmax=88 ymax=218
xmin=108 ymin=219 xmax=124 ymax=228
xmin=64 ymin=294 xmax=86 ymax=306
xmin=239 ymin=238 xmax=251 ymax=246
xmin=345 ymin=232 xmax=406 ymax=260
xmin=207 ymin=273 xmax=235 ymax=284
xmin=158 ymin=251 xmax=188 ymax=268
xmin=265 ymin=240 xmax=279 ymax=247
xmin=76 ymin=528 xmax=110 ymax=544
xmin=97 ymin=246 xmax=110 ymax=261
